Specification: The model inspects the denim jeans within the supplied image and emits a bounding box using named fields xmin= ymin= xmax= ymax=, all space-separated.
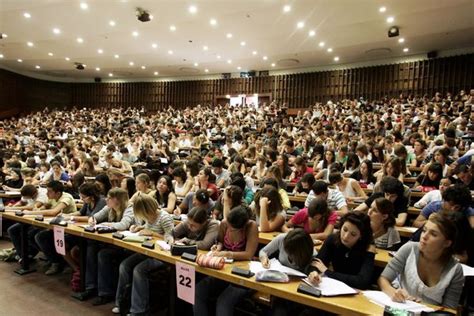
xmin=193 ymin=276 xmax=249 ymax=316
xmin=7 ymin=223 xmax=40 ymax=259
xmin=116 ymin=253 xmax=166 ymax=315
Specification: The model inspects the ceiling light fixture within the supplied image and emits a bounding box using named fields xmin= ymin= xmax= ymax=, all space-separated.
xmin=252 ymin=51 xmax=257 ymax=55
xmin=283 ymin=5 xmax=291 ymax=13
xmin=35 ymin=65 xmax=41 ymax=69
xmin=297 ymin=21 xmax=305 ymax=28
xmin=23 ymin=12 xmax=31 ymax=18
xmin=388 ymin=26 xmax=399 ymax=37
xmin=386 ymin=16 xmax=394 ymax=23
xmin=152 ymin=43 xmax=158 ymax=48
xmin=53 ymin=28 xmax=61 ymax=34
xmin=77 ymin=37 xmax=84 ymax=43
xmin=308 ymin=30 xmax=316 ymax=37
xmin=0 ymin=33 xmax=7 ymax=39
xmin=114 ymin=54 xmax=119 ymax=58
xmin=237 ymin=66 xmax=241 ymax=70
xmin=327 ymin=48 xmax=333 ymax=52
xmin=48 ymin=52 xmax=54 ymax=56
xmin=334 ymin=56 xmax=340 ymax=61
xmin=132 ymin=31 xmax=139 ymax=37
xmin=189 ymin=5 xmax=197 ymax=14
xmin=194 ymin=62 xmax=199 ymax=66
xmin=240 ymin=41 xmax=246 ymax=46
xmin=141 ymin=66 xmax=146 ymax=69
xmin=65 ymin=57 xmax=70 ymax=61
xmin=226 ymin=33 xmax=233 ymax=39
xmin=108 ymin=73 xmax=113 ymax=77
xmin=0 ymin=54 xmax=4 ymax=58
xmin=154 ymin=71 xmax=159 ymax=75
xmin=168 ymin=50 xmax=173 ymax=54
xmin=27 ymin=42 xmax=34 ymax=47
xmin=17 ymin=59 xmax=23 ymax=63
xmin=203 ymin=45 xmax=208 ymax=51
xmin=95 ymin=67 xmax=100 ymax=71
xmin=210 ymin=18 xmax=217 ymax=26
xmin=217 ymin=55 xmax=221 ymax=59
xmin=204 ymin=69 xmax=209 ymax=72
xmin=75 ymin=62 xmax=85 ymax=70
xmin=109 ymin=20 xmax=116 ymax=26
xmin=170 ymin=25 xmax=176 ymax=31
xmin=98 ymin=49 xmax=103 ymax=54
xmin=227 ymin=59 xmax=232 ymax=64
xmin=398 ymin=38 xmax=405 ymax=43
xmin=271 ymin=63 xmax=276 ymax=67
xmin=379 ymin=6 xmax=386 ymax=13
xmin=129 ymin=61 xmax=134 ymax=66
xmin=403 ymin=47 xmax=409 ymax=52
xmin=80 ymin=2 xmax=88 ymax=10
xmin=263 ymin=56 xmax=268 ymax=60
xmin=319 ymin=41 xmax=325 ymax=47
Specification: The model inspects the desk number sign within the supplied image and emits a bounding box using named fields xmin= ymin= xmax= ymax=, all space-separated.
xmin=53 ymin=226 xmax=66 ymax=255
xmin=175 ymin=261 xmax=195 ymax=304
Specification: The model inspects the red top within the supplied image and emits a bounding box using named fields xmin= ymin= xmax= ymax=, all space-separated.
xmin=290 ymin=207 xmax=338 ymax=234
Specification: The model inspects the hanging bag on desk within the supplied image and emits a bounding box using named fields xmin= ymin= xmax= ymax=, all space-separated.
xmin=196 ymin=254 xmax=224 ymax=270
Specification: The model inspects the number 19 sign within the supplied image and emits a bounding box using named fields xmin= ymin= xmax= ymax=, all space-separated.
xmin=53 ymin=226 xmax=66 ymax=256
xmin=175 ymin=261 xmax=195 ymax=304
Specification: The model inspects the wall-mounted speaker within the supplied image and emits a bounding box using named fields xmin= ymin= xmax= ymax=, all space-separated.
xmin=427 ymin=51 xmax=437 ymax=59
xmin=94 ymin=77 xmax=102 ymax=83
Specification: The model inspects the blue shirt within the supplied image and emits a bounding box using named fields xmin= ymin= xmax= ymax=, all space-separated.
xmin=456 ymin=154 xmax=472 ymax=166
xmin=421 ymin=200 xmax=474 ymax=218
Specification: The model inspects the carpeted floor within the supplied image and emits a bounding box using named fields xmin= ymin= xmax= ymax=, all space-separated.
xmin=0 ymin=239 xmax=113 ymax=315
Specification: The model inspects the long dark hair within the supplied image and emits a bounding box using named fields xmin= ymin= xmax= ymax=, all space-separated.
xmin=255 ymin=186 xmax=282 ymax=220
xmin=336 ymin=211 xmax=373 ymax=251
xmin=283 ymin=229 xmax=314 ymax=269
xmin=155 ymin=175 xmax=174 ymax=207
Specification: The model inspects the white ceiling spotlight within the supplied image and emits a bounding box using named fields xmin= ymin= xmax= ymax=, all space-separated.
xmin=27 ymin=41 xmax=34 ymax=47
xmin=53 ymin=28 xmax=61 ymax=35
xmin=227 ymin=59 xmax=232 ymax=64
xmin=109 ymin=20 xmax=116 ymax=26
xmin=271 ymin=63 xmax=276 ymax=67
xmin=132 ymin=31 xmax=139 ymax=37
xmin=209 ymin=18 xmax=217 ymax=26
xmin=97 ymin=49 xmax=104 ymax=54
xmin=226 ymin=33 xmax=233 ymax=39
xmin=168 ymin=50 xmax=173 ymax=55
xmin=152 ymin=43 xmax=158 ymax=49
xmin=35 ymin=65 xmax=41 ymax=69
xmin=95 ymin=67 xmax=100 ymax=71
xmin=240 ymin=41 xmax=246 ymax=46
xmin=188 ymin=5 xmax=197 ymax=14
xmin=203 ymin=45 xmax=208 ymax=51
xmin=141 ymin=66 xmax=146 ymax=69
xmin=379 ymin=6 xmax=386 ymax=13
xmin=108 ymin=73 xmax=113 ymax=77
xmin=23 ymin=12 xmax=31 ymax=18
xmin=327 ymin=48 xmax=333 ymax=52
xmin=170 ymin=25 xmax=176 ymax=31
xmin=194 ymin=62 xmax=199 ymax=67
xmin=154 ymin=71 xmax=159 ymax=75
xmin=283 ymin=5 xmax=291 ymax=13
xmin=252 ymin=51 xmax=257 ymax=55
xmin=65 ymin=57 xmax=70 ymax=61
xmin=334 ymin=56 xmax=340 ymax=61
xmin=308 ymin=30 xmax=316 ymax=37
xmin=386 ymin=16 xmax=394 ymax=23
xmin=403 ymin=47 xmax=409 ymax=52
xmin=80 ymin=2 xmax=88 ymax=10
xmin=17 ymin=59 xmax=23 ymax=63
xmin=263 ymin=56 xmax=268 ymax=60
xmin=77 ymin=37 xmax=84 ymax=43
xmin=297 ymin=21 xmax=305 ymax=29
xmin=48 ymin=52 xmax=54 ymax=56
xmin=319 ymin=41 xmax=325 ymax=47
xmin=398 ymin=38 xmax=405 ymax=43
xmin=114 ymin=54 xmax=120 ymax=58
xmin=204 ymin=69 xmax=209 ymax=73
xmin=129 ymin=61 xmax=134 ymax=66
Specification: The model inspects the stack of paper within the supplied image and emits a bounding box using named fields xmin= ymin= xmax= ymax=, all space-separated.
xmin=303 ymin=277 xmax=357 ymax=296
xmin=249 ymin=259 xmax=307 ymax=277
xmin=363 ymin=291 xmax=434 ymax=314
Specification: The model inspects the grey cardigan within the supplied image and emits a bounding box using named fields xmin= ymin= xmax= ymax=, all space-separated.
xmin=380 ymin=241 xmax=464 ymax=308
xmin=93 ymin=205 xmax=134 ymax=231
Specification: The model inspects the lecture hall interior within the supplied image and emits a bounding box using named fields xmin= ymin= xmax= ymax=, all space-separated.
xmin=0 ymin=0 xmax=473 ymax=315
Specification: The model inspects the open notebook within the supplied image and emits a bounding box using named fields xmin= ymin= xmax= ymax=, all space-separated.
xmin=363 ymin=291 xmax=434 ymax=314
xmin=249 ymin=258 xmax=307 ymax=277
xmin=302 ymin=277 xmax=357 ymax=296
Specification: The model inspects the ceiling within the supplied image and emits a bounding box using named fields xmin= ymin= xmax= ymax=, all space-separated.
xmin=0 ymin=0 xmax=473 ymax=81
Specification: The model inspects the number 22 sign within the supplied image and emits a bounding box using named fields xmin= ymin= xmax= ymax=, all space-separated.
xmin=175 ymin=261 xmax=195 ymax=304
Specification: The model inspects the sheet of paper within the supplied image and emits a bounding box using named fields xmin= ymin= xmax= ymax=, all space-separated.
xmin=249 ymin=258 xmax=307 ymax=277
xmin=461 ymin=264 xmax=474 ymax=276
xmin=303 ymin=277 xmax=357 ymax=296
xmin=156 ymin=240 xmax=171 ymax=251
xmin=363 ymin=290 xmax=434 ymax=313
xmin=122 ymin=231 xmax=140 ymax=237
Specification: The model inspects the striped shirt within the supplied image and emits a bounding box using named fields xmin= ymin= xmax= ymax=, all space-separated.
xmin=145 ymin=210 xmax=174 ymax=241
xmin=304 ymin=188 xmax=347 ymax=211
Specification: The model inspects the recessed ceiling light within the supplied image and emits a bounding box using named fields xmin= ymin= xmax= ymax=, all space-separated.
xmin=0 ymin=54 xmax=3 ymax=58
xmin=149 ymin=15 xmax=154 ymax=20
xmin=170 ymin=25 xmax=176 ymax=31
xmin=141 ymin=66 xmax=146 ymax=69
xmin=109 ymin=20 xmax=116 ymax=26
xmin=209 ymin=18 xmax=217 ymax=26
xmin=297 ymin=21 xmax=305 ymax=29
xmin=154 ymin=71 xmax=159 ymax=75
xmin=48 ymin=52 xmax=54 ymax=56
xmin=308 ymin=30 xmax=316 ymax=37
xmin=263 ymin=56 xmax=268 ymax=60
xmin=327 ymin=48 xmax=333 ymax=52
xmin=17 ymin=59 xmax=23 ymax=63
xmin=132 ymin=31 xmax=139 ymax=37
xmin=237 ymin=66 xmax=241 ymax=70
xmin=80 ymin=2 xmax=88 ymax=10
xmin=398 ymin=38 xmax=405 ymax=43
xmin=334 ymin=56 xmax=340 ymax=61
xmin=65 ymin=57 xmax=70 ymax=61
xmin=114 ymin=54 xmax=119 ymax=58
xmin=252 ymin=51 xmax=257 ymax=55
xmin=98 ymin=49 xmax=103 ymax=54
xmin=386 ymin=16 xmax=394 ymax=23
xmin=283 ymin=5 xmax=291 ymax=13
xmin=403 ymin=47 xmax=409 ymax=52
xmin=271 ymin=63 xmax=276 ymax=67
xmin=319 ymin=41 xmax=325 ymax=47
xmin=35 ymin=65 xmax=41 ymax=69
xmin=379 ymin=6 xmax=387 ymax=13
xmin=108 ymin=73 xmax=113 ymax=77
xmin=227 ymin=59 xmax=232 ymax=64
xmin=203 ymin=45 xmax=208 ymax=51
xmin=194 ymin=62 xmax=199 ymax=66
xmin=240 ymin=41 xmax=246 ymax=46
xmin=204 ymin=69 xmax=209 ymax=73
xmin=217 ymin=55 xmax=221 ymax=59
xmin=152 ymin=43 xmax=158 ymax=49
xmin=168 ymin=50 xmax=173 ymax=54
xmin=77 ymin=37 xmax=84 ymax=43
xmin=188 ymin=5 xmax=197 ymax=14
xmin=52 ymin=28 xmax=61 ymax=34
xmin=1 ymin=33 xmax=7 ymax=38
xmin=27 ymin=41 xmax=34 ymax=47
xmin=23 ymin=12 xmax=31 ymax=18
xmin=226 ymin=33 xmax=233 ymax=39
xmin=129 ymin=61 xmax=134 ymax=66
xmin=95 ymin=67 xmax=100 ymax=71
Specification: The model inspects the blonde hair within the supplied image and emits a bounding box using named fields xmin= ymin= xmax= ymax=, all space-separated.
xmin=107 ymin=188 xmax=129 ymax=222
xmin=136 ymin=173 xmax=151 ymax=188
xmin=133 ymin=193 xmax=159 ymax=222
